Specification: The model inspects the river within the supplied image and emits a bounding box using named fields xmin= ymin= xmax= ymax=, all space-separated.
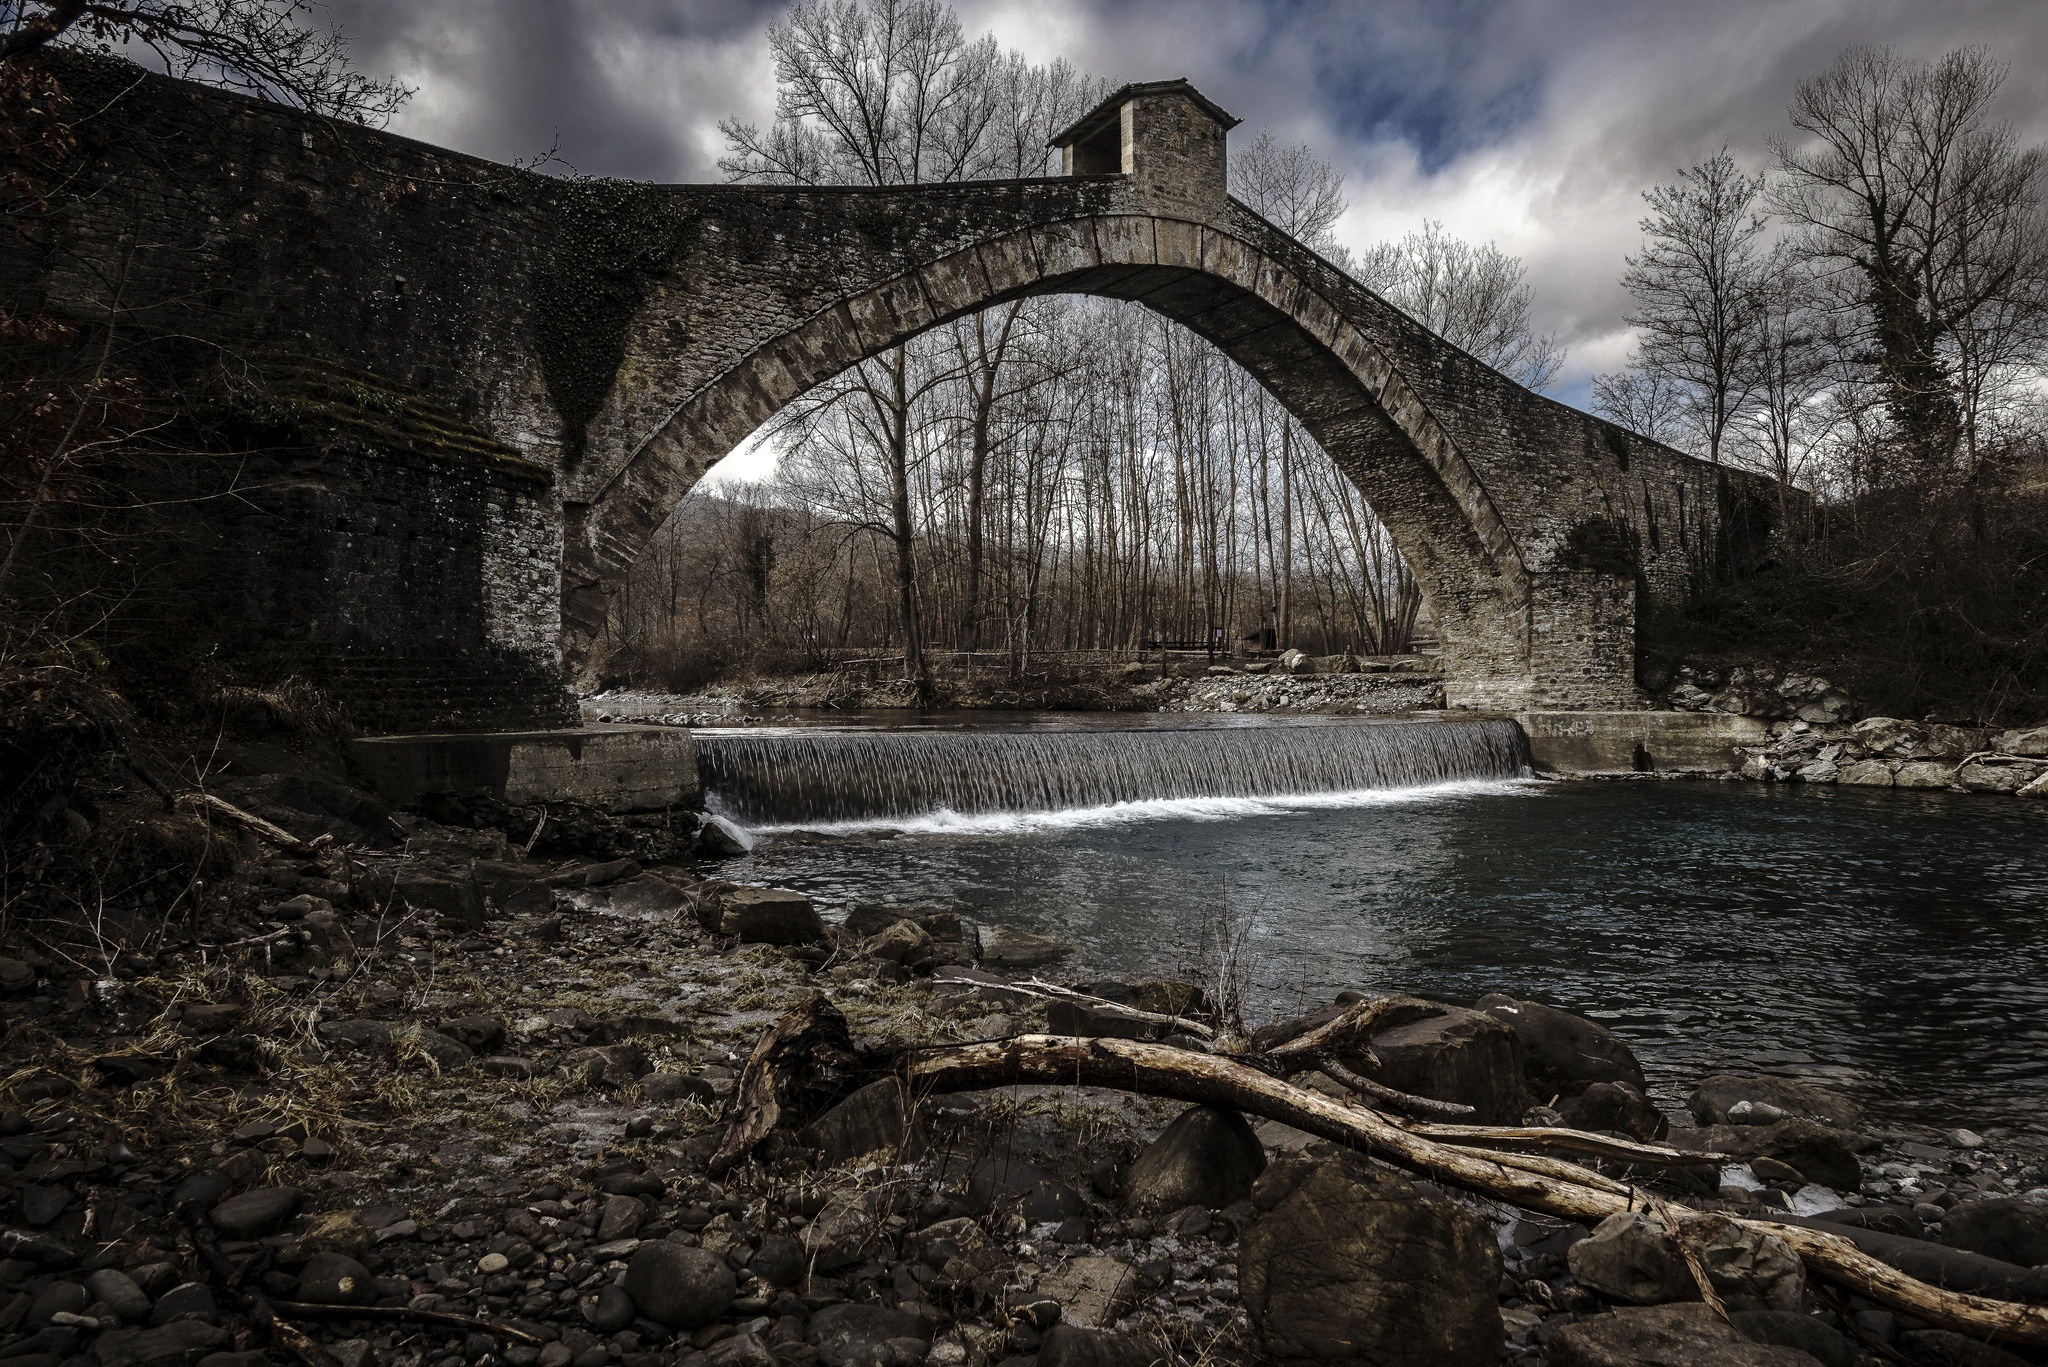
xmin=694 ymin=712 xmax=2048 ymax=1131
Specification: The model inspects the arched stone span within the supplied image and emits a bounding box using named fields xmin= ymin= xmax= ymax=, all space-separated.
xmin=559 ymin=80 xmax=1763 ymax=709
xmin=570 ymin=212 xmax=1536 ymax=703
xmin=6 ymin=58 xmax=1775 ymax=726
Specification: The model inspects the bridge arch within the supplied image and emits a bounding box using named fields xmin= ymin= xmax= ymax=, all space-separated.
xmin=567 ymin=212 xmax=1539 ymax=705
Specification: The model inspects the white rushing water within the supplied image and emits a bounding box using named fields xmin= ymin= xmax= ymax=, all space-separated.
xmin=697 ymin=718 xmax=1533 ymax=828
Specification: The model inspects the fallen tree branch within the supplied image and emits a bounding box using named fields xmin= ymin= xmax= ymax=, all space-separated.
xmin=940 ymin=976 xmax=1218 ymax=1040
xmin=1311 ymin=1052 xmax=1475 ymax=1118
xmin=180 ymin=793 xmax=322 ymax=858
xmin=855 ymin=1033 xmax=2048 ymax=1345
xmin=1262 ymin=997 xmax=1394 ymax=1068
xmin=178 ymin=1207 xmax=340 ymax=1367
xmin=271 ymin=1301 xmax=543 ymax=1344
xmin=1402 ymin=1120 xmax=1721 ymax=1168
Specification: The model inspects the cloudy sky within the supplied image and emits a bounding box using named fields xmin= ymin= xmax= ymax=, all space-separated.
xmin=323 ymin=0 xmax=2048 ymax=416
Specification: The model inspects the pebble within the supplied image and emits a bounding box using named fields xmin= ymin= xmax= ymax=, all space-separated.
xmin=477 ymin=1254 xmax=511 ymax=1275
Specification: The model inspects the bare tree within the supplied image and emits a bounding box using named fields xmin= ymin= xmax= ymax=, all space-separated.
xmin=1591 ymin=360 xmax=1688 ymax=446
xmin=1734 ymin=245 xmax=1839 ymax=526
xmin=1231 ymin=128 xmax=1347 ymax=247
xmin=1357 ymin=220 xmax=1564 ymax=389
xmin=1772 ymin=44 xmax=2048 ymax=483
xmin=0 ymin=0 xmax=409 ymax=123
xmin=1620 ymin=150 xmax=1769 ymax=465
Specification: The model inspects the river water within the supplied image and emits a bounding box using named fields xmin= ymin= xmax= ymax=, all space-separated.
xmin=697 ymin=714 xmax=2048 ymax=1131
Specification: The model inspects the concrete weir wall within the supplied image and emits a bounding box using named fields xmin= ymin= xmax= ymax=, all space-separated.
xmin=351 ymin=726 xmax=700 ymax=812
xmin=1516 ymin=711 xmax=1768 ymax=775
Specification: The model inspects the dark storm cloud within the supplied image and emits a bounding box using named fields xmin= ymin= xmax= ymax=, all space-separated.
xmin=321 ymin=0 xmax=2048 ymax=398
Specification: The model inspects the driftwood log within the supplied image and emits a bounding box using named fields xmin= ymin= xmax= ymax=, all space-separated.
xmin=716 ymin=1002 xmax=2048 ymax=1348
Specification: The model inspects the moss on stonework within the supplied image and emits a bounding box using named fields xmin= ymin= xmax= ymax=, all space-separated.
xmin=225 ymin=355 xmax=553 ymax=484
xmin=531 ymin=178 xmax=697 ymax=467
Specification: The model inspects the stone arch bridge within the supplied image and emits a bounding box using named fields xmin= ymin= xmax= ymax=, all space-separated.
xmin=8 ymin=58 xmax=1775 ymax=727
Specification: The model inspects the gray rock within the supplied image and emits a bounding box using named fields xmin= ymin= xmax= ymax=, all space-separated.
xmin=1994 ymin=724 xmax=2048 ymax=757
xmin=21 ymin=1184 xmax=72 ymax=1226
xmin=1568 ymin=1212 xmax=1804 ymax=1313
xmin=1123 ymin=1105 xmax=1266 ymax=1214
xmin=28 ymin=1281 xmax=88 ymax=1325
xmin=1956 ymin=756 xmax=2048 ymax=793
xmin=696 ymin=815 xmax=753 ymax=858
xmin=438 ymin=1015 xmax=507 ymax=1051
xmin=966 ymin=1155 xmax=1085 ymax=1223
xmin=0 ymin=957 xmax=37 ymax=994
xmin=704 ymin=1332 xmax=776 ymax=1367
xmin=196 ymin=1353 xmax=269 ymax=1367
xmin=1035 ymin=1256 xmax=1142 ymax=1330
xmin=148 ymin=1284 xmax=216 ymax=1326
xmin=1037 ymin=1326 xmax=1171 ymax=1367
xmin=316 ymin=1019 xmax=397 ymax=1052
xmin=296 ymin=1252 xmax=372 ymax=1306
xmin=411 ymin=1030 xmax=474 ymax=1073
xmin=801 ymin=1078 xmax=919 ymax=1165
xmin=975 ymin=922 xmax=1075 ymax=969
xmin=1896 ymin=1328 xmax=2033 ymax=1367
xmin=717 ymin=887 xmax=825 ymax=945
xmin=1937 ymin=1197 xmax=2048 ymax=1268
xmin=620 ymin=1242 xmax=734 ymax=1329
xmin=1566 ymin=1211 xmax=1698 ymax=1306
xmin=639 ymin=1072 xmax=717 ymax=1105
xmin=1478 ymin=995 xmax=1648 ymax=1099
xmin=1549 ymin=1305 xmax=1824 ymax=1367
xmin=1728 ymin=1311 xmax=1855 ymax=1367
xmin=1240 ymin=1152 xmax=1501 ymax=1366
xmin=83 ymin=1270 xmax=150 ymax=1323
xmin=209 ymin=1186 xmax=302 ymax=1237
xmin=1557 ymin=1081 xmax=1668 ymax=1142
xmin=328 ymin=1341 xmax=374 ymax=1367
xmin=596 ymin=1195 xmax=645 ymax=1243
xmin=472 ymin=861 xmax=554 ymax=917
xmin=807 ymin=1303 xmax=930 ymax=1367
xmin=1046 ymin=1000 xmax=1170 ymax=1041
xmin=590 ymin=1284 xmax=636 ymax=1335
xmin=1894 ymin=760 xmax=1957 ymax=789
xmin=91 ymin=1321 xmax=232 ymax=1367
xmin=1687 ymin=1075 xmax=1863 ymax=1130
xmin=1348 ymin=997 xmax=1529 ymax=1125
xmin=863 ymin=919 xmax=939 ymax=972
xmin=749 ymin=1235 xmax=807 ymax=1288
xmin=1690 ymin=1119 xmax=1860 ymax=1190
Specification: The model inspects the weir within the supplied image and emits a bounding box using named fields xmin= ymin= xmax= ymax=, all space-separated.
xmin=697 ymin=718 xmax=1532 ymax=825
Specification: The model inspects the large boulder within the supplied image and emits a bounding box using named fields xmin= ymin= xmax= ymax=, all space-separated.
xmin=1477 ymin=994 xmax=1647 ymax=1100
xmin=716 ymin=887 xmax=825 ymax=945
xmin=1894 ymin=760 xmax=1958 ymax=789
xmin=1956 ymin=756 xmax=2048 ymax=793
xmin=1690 ymin=1118 xmax=1861 ymax=1190
xmin=1035 ymin=1256 xmax=1143 ymax=1329
xmin=1994 ymin=725 xmax=2048 ymax=758
xmin=1123 ymin=1105 xmax=1267 ymax=1213
xmin=1240 ymin=1152 xmax=1501 ymax=1366
xmin=1344 ymin=997 xmax=1528 ymax=1125
xmin=1038 ymin=1326 xmax=1171 ymax=1367
xmin=807 ymin=1303 xmax=930 ymax=1367
xmin=1558 ymin=1081 xmax=1668 ymax=1141
xmin=621 ymin=1242 xmax=735 ymax=1329
xmin=800 ymin=1078 xmax=920 ymax=1165
xmin=1687 ymin=1075 xmax=1863 ymax=1130
xmin=976 ymin=922 xmax=1075 ymax=968
xmin=1567 ymin=1212 xmax=1805 ymax=1313
xmin=1938 ymin=1197 xmax=2048 ymax=1269
xmin=1549 ymin=1305 xmax=1825 ymax=1367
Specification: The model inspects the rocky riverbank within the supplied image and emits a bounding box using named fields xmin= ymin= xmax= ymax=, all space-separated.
xmin=7 ymin=809 xmax=2048 ymax=1367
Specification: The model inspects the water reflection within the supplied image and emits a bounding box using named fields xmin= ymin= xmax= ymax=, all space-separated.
xmin=725 ymin=779 xmax=2048 ymax=1130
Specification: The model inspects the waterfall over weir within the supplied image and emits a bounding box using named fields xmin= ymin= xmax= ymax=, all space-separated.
xmin=697 ymin=718 xmax=1533 ymax=827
